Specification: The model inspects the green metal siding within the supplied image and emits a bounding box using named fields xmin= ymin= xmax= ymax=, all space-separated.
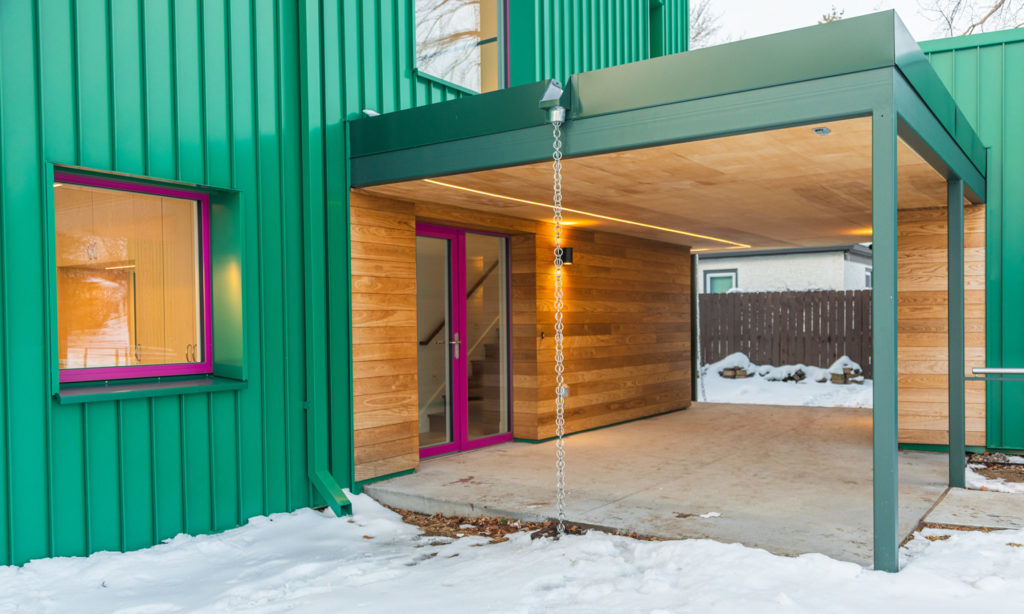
xmin=509 ymin=0 xmax=689 ymax=86
xmin=923 ymin=29 xmax=1024 ymax=449
xmin=0 ymin=0 xmax=682 ymax=565
xmin=0 ymin=0 xmax=321 ymax=566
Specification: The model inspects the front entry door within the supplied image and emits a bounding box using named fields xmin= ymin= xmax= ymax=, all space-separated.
xmin=415 ymin=224 xmax=511 ymax=457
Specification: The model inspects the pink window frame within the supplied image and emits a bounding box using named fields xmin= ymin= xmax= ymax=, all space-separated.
xmin=54 ymin=171 xmax=214 ymax=383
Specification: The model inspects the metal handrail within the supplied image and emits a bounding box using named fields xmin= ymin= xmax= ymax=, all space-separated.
xmin=966 ymin=367 xmax=1024 ymax=382
xmin=973 ymin=367 xmax=1024 ymax=375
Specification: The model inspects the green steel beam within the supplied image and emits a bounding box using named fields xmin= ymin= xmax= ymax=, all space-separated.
xmin=894 ymin=77 xmax=985 ymax=202
xmin=351 ymin=69 xmax=892 ymax=187
xmin=350 ymin=11 xmax=986 ymax=183
xmin=872 ymin=105 xmax=900 ymax=573
xmin=349 ymin=80 xmax=564 ymax=158
xmin=948 ymin=177 xmax=966 ymax=489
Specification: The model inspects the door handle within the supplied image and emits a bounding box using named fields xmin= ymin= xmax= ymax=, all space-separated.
xmin=450 ymin=332 xmax=461 ymax=360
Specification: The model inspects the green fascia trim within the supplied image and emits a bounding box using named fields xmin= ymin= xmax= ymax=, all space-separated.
xmin=351 ymin=11 xmax=985 ymax=183
xmin=56 ymin=376 xmax=247 ymax=405
xmin=892 ymin=20 xmax=987 ymax=176
xmin=348 ymin=79 xmax=565 ymax=158
xmin=567 ymin=11 xmax=898 ymax=118
xmin=919 ymin=27 xmax=1024 ymax=53
xmin=352 ymin=69 xmax=891 ymax=186
xmin=899 ymin=443 xmax=990 ymax=454
xmin=352 ymin=468 xmax=417 ymax=495
xmin=515 ymin=406 xmax=689 ymax=443
xmin=894 ymin=76 xmax=986 ymax=201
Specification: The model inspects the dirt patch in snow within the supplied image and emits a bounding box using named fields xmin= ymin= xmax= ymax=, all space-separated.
xmin=968 ymin=453 xmax=1024 ymax=483
xmin=385 ymin=505 xmax=662 ymax=543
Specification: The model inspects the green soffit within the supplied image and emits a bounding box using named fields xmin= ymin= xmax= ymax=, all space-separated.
xmin=349 ymin=10 xmax=986 ymax=178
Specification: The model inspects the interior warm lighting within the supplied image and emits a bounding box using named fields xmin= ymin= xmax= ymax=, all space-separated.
xmin=53 ymin=183 xmax=63 ymax=187
xmin=423 ymin=179 xmax=750 ymax=249
xmin=104 ymin=264 xmax=137 ymax=270
xmin=848 ymin=227 xmax=873 ymax=236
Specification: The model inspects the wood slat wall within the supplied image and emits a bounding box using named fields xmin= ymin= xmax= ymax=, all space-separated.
xmin=898 ymin=204 xmax=986 ymax=446
xmin=350 ymin=190 xmax=692 ymax=479
xmin=525 ymin=227 xmax=692 ymax=439
xmin=350 ymin=192 xmax=420 ymax=482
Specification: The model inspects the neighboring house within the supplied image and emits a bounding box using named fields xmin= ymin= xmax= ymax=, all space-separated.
xmin=697 ymin=244 xmax=873 ymax=293
xmin=0 ymin=0 xmax=1021 ymax=575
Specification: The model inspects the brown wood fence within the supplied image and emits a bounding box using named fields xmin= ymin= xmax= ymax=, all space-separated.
xmin=698 ymin=290 xmax=873 ymax=378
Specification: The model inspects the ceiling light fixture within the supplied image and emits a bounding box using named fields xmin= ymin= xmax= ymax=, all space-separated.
xmin=423 ymin=179 xmax=750 ymax=249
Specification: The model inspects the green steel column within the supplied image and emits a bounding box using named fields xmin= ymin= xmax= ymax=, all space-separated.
xmin=948 ymin=177 xmax=966 ymax=488
xmin=872 ymin=107 xmax=900 ymax=573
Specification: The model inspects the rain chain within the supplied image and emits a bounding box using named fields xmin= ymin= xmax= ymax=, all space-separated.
xmin=551 ymin=109 xmax=568 ymax=537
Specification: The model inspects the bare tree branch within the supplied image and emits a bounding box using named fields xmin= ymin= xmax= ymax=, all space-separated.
xmin=819 ymin=5 xmax=846 ymax=24
xmin=689 ymin=0 xmax=724 ymax=49
xmin=918 ymin=0 xmax=1024 ymax=37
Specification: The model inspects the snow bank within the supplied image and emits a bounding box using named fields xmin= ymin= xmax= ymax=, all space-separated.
xmin=828 ymin=355 xmax=863 ymax=375
xmin=700 ymin=352 xmax=872 ymax=408
xmin=708 ymin=351 xmax=753 ymax=373
xmin=4 ymin=493 xmax=1024 ymax=613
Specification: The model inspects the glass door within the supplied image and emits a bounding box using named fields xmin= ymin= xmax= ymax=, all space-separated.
xmin=415 ymin=230 xmax=457 ymax=452
xmin=416 ymin=224 xmax=511 ymax=457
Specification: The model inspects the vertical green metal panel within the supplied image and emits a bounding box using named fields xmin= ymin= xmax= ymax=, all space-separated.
xmin=0 ymin=0 xmax=326 ymax=565
xmin=0 ymin=0 xmax=689 ymax=565
xmin=508 ymin=0 xmax=689 ymax=86
xmin=924 ymin=31 xmax=1024 ymax=448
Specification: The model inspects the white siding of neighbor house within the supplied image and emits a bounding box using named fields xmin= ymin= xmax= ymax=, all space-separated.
xmin=843 ymin=258 xmax=873 ymax=290
xmin=698 ymin=251 xmax=862 ymax=292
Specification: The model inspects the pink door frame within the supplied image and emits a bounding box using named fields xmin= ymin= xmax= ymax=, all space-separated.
xmin=417 ymin=223 xmax=513 ymax=457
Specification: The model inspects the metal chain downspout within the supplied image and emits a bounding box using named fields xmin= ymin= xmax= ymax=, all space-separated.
xmin=694 ymin=254 xmax=707 ymax=401
xmin=550 ymin=107 xmax=568 ymax=537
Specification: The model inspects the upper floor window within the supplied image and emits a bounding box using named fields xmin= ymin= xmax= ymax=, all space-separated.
xmin=415 ymin=0 xmax=501 ymax=93
xmin=54 ymin=172 xmax=211 ymax=382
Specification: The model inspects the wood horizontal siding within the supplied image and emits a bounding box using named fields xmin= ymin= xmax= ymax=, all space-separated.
xmin=350 ymin=189 xmax=692 ymax=479
xmin=350 ymin=193 xmax=420 ymax=482
xmin=898 ymin=204 xmax=986 ymax=446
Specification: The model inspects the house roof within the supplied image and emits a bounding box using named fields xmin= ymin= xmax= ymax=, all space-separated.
xmin=699 ymin=244 xmax=873 ymax=260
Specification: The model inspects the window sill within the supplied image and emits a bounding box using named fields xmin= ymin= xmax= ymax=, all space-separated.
xmin=56 ymin=376 xmax=247 ymax=405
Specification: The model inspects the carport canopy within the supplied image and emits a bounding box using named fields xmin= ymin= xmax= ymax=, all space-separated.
xmin=347 ymin=11 xmax=987 ymax=572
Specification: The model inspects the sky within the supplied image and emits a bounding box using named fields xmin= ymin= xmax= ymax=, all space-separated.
xmin=712 ymin=0 xmax=950 ymax=43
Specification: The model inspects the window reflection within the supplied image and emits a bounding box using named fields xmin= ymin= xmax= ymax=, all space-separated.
xmin=55 ymin=182 xmax=202 ymax=371
xmin=416 ymin=0 xmax=500 ymax=93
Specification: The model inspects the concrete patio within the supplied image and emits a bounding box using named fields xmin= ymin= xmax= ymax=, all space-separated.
xmin=365 ymin=402 xmax=950 ymax=566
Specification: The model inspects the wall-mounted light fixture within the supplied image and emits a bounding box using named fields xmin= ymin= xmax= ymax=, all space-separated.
xmin=561 ymin=247 xmax=573 ymax=265
xmin=812 ymin=126 xmax=832 ymax=136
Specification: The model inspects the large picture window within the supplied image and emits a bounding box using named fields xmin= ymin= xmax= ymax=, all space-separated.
xmin=415 ymin=0 xmax=501 ymax=93
xmin=54 ymin=172 xmax=211 ymax=382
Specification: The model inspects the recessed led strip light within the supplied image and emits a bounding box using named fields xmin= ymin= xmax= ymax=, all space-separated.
xmin=423 ymin=179 xmax=751 ymax=249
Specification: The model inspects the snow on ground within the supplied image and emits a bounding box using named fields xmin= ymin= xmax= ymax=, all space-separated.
xmin=4 ymin=493 xmax=1024 ymax=613
xmin=967 ymin=464 xmax=1024 ymax=494
xmin=699 ymin=352 xmax=872 ymax=408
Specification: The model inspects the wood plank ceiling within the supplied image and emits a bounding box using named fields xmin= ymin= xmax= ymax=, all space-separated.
xmin=360 ymin=117 xmax=953 ymax=252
